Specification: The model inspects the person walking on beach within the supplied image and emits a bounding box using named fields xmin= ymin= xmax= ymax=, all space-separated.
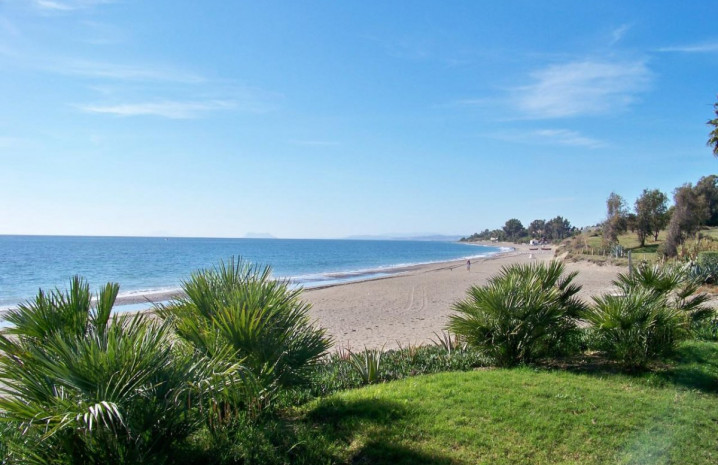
xmin=466 ymin=259 xmax=471 ymax=271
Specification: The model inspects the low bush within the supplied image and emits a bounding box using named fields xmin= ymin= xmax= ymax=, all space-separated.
xmin=690 ymin=262 xmax=718 ymax=284
xmin=615 ymin=264 xmax=713 ymax=324
xmin=448 ymin=261 xmax=585 ymax=366
xmin=0 ymin=277 xmax=216 ymax=464
xmin=348 ymin=348 xmax=383 ymax=385
xmin=277 ymin=344 xmax=491 ymax=405
xmin=158 ymin=257 xmax=333 ymax=418
xmin=693 ymin=314 xmax=718 ymax=341
xmin=584 ymin=290 xmax=691 ymax=370
xmin=697 ymin=251 xmax=718 ymax=267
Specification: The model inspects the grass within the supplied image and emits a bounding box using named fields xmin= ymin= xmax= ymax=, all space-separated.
xmin=562 ymin=230 xmax=674 ymax=266
xmin=570 ymin=228 xmax=718 ymax=265
xmin=293 ymin=341 xmax=718 ymax=465
xmin=3 ymin=334 xmax=717 ymax=464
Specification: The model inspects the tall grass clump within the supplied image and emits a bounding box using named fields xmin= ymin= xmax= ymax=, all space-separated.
xmin=0 ymin=277 xmax=220 ymax=464
xmin=347 ymin=347 xmax=383 ymax=385
xmin=448 ymin=261 xmax=585 ymax=367
xmin=158 ymin=257 xmax=332 ymax=418
xmin=584 ymin=289 xmax=691 ymax=370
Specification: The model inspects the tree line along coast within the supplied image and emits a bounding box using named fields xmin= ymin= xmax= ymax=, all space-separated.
xmin=463 ymin=98 xmax=718 ymax=264
xmin=462 ymin=174 xmax=718 ymax=267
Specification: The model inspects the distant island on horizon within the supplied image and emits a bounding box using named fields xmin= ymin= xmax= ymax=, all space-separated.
xmin=243 ymin=232 xmax=278 ymax=239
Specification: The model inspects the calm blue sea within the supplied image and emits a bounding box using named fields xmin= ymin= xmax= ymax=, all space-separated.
xmin=0 ymin=235 xmax=505 ymax=311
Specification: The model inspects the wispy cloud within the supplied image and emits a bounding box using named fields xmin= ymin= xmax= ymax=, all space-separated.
xmin=511 ymin=60 xmax=651 ymax=119
xmin=47 ymin=58 xmax=205 ymax=84
xmin=32 ymin=0 xmax=114 ymax=12
xmin=487 ymin=128 xmax=605 ymax=149
xmin=657 ymin=41 xmax=718 ymax=53
xmin=78 ymin=100 xmax=237 ymax=119
xmin=0 ymin=18 xmax=277 ymax=120
xmin=531 ymin=129 xmax=605 ymax=148
xmin=34 ymin=0 xmax=74 ymax=10
xmin=610 ymin=24 xmax=631 ymax=46
xmin=79 ymin=81 xmax=280 ymax=118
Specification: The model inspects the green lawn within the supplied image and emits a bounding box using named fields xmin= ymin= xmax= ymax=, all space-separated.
xmin=566 ymin=230 xmax=672 ymax=265
xmin=584 ymin=230 xmax=668 ymax=251
xmin=298 ymin=341 xmax=718 ymax=465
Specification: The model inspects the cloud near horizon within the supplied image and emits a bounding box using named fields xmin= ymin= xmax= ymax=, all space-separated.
xmin=531 ymin=129 xmax=605 ymax=148
xmin=511 ymin=59 xmax=651 ymax=119
xmin=48 ymin=58 xmax=205 ymax=84
xmin=487 ymin=128 xmax=605 ymax=149
xmin=79 ymin=100 xmax=237 ymax=119
xmin=657 ymin=41 xmax=718 ymax=53
xmin=32 ymin=0 xmax=114 ymax=12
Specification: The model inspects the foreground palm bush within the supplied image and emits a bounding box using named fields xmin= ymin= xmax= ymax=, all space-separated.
xmin=613 ymin=264 xmax=713 ymax=324
xmin=584 ymin=289 xmax=691 ymax=370
xmin=448 ymin=261 xmax=585 ymax=367
xmin=0 ymin=277 xmax=226 ymax=464
xmin=158 ymin=257 xmax=332 ymax=415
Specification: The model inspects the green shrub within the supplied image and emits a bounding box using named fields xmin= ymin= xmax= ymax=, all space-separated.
xmin=276 ymin=345 xmax=491 ymax=404
xmin=690 ymin=261 xmax=718 ymax=284
xmin=0 ymin=415 xmax=31 ymax=464
xmin=697 ymin=251 xmax=718 ymax=268
xmin=690 ymin=252 xmax=718 ymax=284
xmin=448 ymin=261 xmax=585 ymax=366
xmin=348 ymin=348 xmax=383 ymax=385
xmin=159 ymin=257 xmax=332 ymax=416
xmin=584 ymin=290 xmax=691 ymax=370
xmin=693 ymin=313 xmax=718 ymax=341
xmin=615 ymin=264 xmax=713 ymax=324
xmin=0 ymin=277 xmax=215 ymax=464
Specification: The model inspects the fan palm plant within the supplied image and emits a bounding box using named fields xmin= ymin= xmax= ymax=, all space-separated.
xmin=0 ymin=277 xmax=233 ymax=464
xmin=613 ymin=264 xmax=713 ymax=324
xmin=584 ymin=289 xmax=691 ymax=370
xmin=448 ymin=261 xmax=585 ymax=366
xmin=158 ymin=257 xmax=332 ymax=416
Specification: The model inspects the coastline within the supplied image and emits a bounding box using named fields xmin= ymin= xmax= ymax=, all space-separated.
xmin=0 ymin=242 xmax=509 ymax=318
xmin=304 ymin=243 xmax=592 ymax=351
xmin=105 ymin=242 xmax=517 ymax=307
xmin=1 ymin=244 xmax=627 ymax=349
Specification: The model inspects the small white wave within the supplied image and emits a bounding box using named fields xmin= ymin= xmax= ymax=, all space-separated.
xmin=117 ymin=287 xmax=182 ymax=298
xmin=285 ymin=246 xmax=509 ymax=288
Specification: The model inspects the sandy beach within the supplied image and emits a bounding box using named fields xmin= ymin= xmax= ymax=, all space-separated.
xmin=0 ymin=244 xmax=628 ymax=347
xmin=304 ymin=243 xmax=626 ymax=350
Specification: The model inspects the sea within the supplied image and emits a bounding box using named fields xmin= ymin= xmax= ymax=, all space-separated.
xmin=0 ymin=235 xmax=506 ymax=317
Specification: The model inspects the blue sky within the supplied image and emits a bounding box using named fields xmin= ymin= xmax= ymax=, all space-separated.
xmin=1 ymin=1 xmax=716 ymax=239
